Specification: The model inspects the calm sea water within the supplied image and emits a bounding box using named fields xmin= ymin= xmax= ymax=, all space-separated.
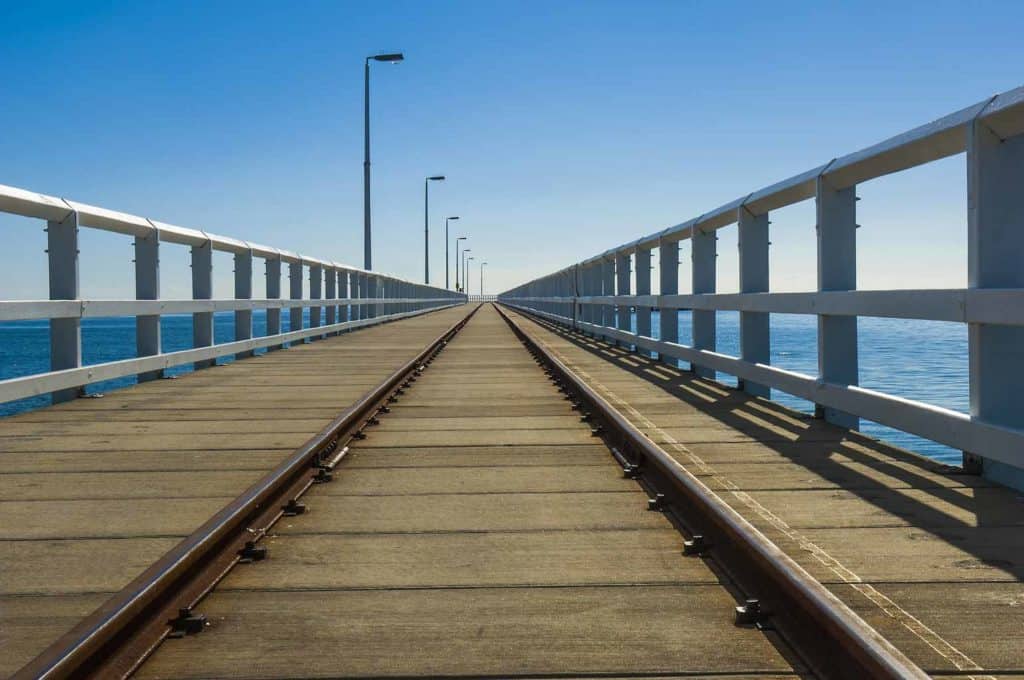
xmin=0 ymin=308 xmax=966 ymax=465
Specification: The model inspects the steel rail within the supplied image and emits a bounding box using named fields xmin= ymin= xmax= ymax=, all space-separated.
xmin=13 ymin=304 xmax=481 ymax=680
xmin=494 ymin=303 xmax=929 ymax=680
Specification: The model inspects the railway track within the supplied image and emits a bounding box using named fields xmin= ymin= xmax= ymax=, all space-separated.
xmin=13 ymin=303 xmax=926 ymax=679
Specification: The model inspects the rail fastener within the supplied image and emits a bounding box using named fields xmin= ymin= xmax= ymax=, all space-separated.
xmin=682 ymin=534 xmax=709 ymax=556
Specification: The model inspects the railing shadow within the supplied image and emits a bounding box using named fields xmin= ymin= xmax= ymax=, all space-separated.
xmin=527 ymin=314 xmax=1024 ymax=583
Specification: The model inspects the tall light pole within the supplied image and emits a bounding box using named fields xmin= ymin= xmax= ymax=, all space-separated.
xmin=424 ymin=175 xmax=445 ymax=284
xmin=363 ymin=52 xmax=404 ymax=271
xmin=455 ymin=238 xmax=467 ymax=292
xmin=465 ymin=256 xmax=474 ymax=296
xmin=480 ymin=261 xmax=488 ymax=295
xmin=445 ymin=216 xmax=460 ymax=289
xmin=461 ymin=249 xmax=472 ymax=293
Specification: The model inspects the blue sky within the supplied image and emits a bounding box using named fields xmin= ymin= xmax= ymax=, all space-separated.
xmin=1 ymin=1 xmax=1022 ymax=298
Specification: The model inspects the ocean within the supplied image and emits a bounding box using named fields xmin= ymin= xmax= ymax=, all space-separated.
xmin=0 ymin=308 xmax=967 ymax=465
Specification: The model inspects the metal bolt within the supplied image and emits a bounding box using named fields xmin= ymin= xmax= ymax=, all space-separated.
xmin=734 ymin=598 xmax=762 ymax=626
xmin=282 ymin=499 xmax=307 ymax=517
xmin=647 ymin=493 xmax=666 ymax=511
xmin=238 ymin=540 xmax=268 ymax=562
xmin=682 ymin=534 xmax=708 ymax=556
xmin=168 ymin=607 xmax=207 ymax=638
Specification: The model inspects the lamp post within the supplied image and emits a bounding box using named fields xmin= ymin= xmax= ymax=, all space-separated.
xmin=445 ymin=216 xmax=460 ymax=290
xmin=461 ymin=249 xmax=472 ymax=293
xmin=455 ymin=237 xmax=467 ymax=292
xmin=424 ymin=175 xmax=445 ymax=284
xmin=465 ymin=256 xmax=474 ymax=296
xmin=363 ymin=52 xmax=404 ymax=271
xmin=480 ymin=261 xmax=488 ymax=295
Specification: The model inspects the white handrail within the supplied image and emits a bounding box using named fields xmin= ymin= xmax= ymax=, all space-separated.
xmin=0 ymin=182 xmax=467 ymax=405
xmin=500 ymin=83 xmax=1024 ymax=490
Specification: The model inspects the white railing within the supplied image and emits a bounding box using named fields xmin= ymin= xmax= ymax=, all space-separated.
xmin=500 ymin=84 xmax=1024 ymax=490
xmin=0 ymin=183 xmax=465 ymax=405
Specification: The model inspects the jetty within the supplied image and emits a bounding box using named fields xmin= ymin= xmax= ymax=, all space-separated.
xmin=2 ymin=85 xmax=1024 ymax=679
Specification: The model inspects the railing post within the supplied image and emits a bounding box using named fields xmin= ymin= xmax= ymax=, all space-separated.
xmin=368 ymin=274 xmax=378 ymax=319
xmin=234 ymin=247 xmax=254 ymax=359
xmin=325 ymin=266 xmax=337 ymax=333
xmin=289 ymin=261 xmax=303 ymax=340
xmin=572 ymin=265 xmax=580 ymax=330
xmin=738 ymin=207 xmax=770 ymax=397
xmin=265 ymin=255 xmax=281 ymax=349
xmin=191 ymin=240 xmax=214 ymax=370
xmin=577 ymin=265 xmax=588 ymax=329
xmin=616 ymin=252 xmax=631 ymax=341
xmin=338 ymin=270 xmax=349 ymax=325
xmin=349 ymin=273 xmax=360 ymax=321
xmin=691 ymin=227 xmax=716 ymax=379
xmin=47 ymin=211 xmax=81 ymax=403
xmin=602 ymin=258 xmax=615 ymax=335
xmin=309 ymin=262 xmax=322 ymax=336
xmin=636 ymin=247 xmax=652 ymax=342
xmin=815 ymin=176 xmax=859 ymax=429
xmin=134 ymin=226 xmax=162 ymax=382
xmin=659 ymin=239 xmax=679 ymax=365
xmin=966 ymin=116 xmax=1024 ymax=487
xmin=358 ymin=273 xmax=368 ymax=321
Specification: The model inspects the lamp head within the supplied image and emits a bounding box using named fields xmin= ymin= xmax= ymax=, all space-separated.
xmin=371 ymin=53 xmax=404 ymax=63
xmin=427 ymin=175 xmax=445 ymax=181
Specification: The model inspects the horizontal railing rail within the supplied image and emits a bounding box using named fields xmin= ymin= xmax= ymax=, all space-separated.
xmin=500 ymin=84 xmax=1024 ymax=490
xmin=0 ymin=297 xmax=458 ymax=321
xmin=0 ymin=182 xmax=465 ymax=406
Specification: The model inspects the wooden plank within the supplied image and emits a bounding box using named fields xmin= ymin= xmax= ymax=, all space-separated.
xmin=0 ymin=470 xmax=267 ymax=501
xmin=343 ymin=444 xmax=611 ymax=468
xmin=287 ymin=490 xmax=663 ymax=534
xmin=224 ymin=529 xmax=711 ymax=590
xmin=1 ymin=537 xmax=182 ymax=595
xmin=135 ymin=586 xmax=798 ymax=679
xmin=317 ymin=464 xmax=631 ymax=496
xmin=0 ymin=449 xmax=289 ymax=474
xmin=0 ymin=497 xmax=233 ymax=539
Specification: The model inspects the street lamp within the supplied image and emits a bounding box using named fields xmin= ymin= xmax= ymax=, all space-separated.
xmin=461 ymin=249 xmax=472 ymax=293
xmin=455 ymin=237 xmax=467 ymax=292
xmin=363 ymin=52 xmax=404 ymax=271
xmin=480 ymin=261 xmax=488 ymax=295
xmin=445 ymin=216 xmax=460 ymax=290
xmin=465 ymin=256 xmax=474 ymax=296
xmin=424 ymin=175 xmax=445 ymax=284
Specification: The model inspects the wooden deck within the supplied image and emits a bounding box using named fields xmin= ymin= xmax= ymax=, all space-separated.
xmin=0 ymin=306 xmax=469 ymax=677
xmin=132 ymin=304 xmax=801 ymax=678
xmin=506 ymin=308 xmax=1024 ymax=678
xmin=2 ymin=302 xmax=1023 ymax=678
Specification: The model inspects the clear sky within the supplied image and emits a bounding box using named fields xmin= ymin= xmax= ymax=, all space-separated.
xmin=1 ymin=0 xmax=1022 ymax=299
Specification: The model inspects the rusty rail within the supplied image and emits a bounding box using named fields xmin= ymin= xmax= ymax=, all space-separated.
xmin=494 ymin=303 xmax=928 ymax=680
xmin=14 ymin=304 xmax=480 ymax=680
